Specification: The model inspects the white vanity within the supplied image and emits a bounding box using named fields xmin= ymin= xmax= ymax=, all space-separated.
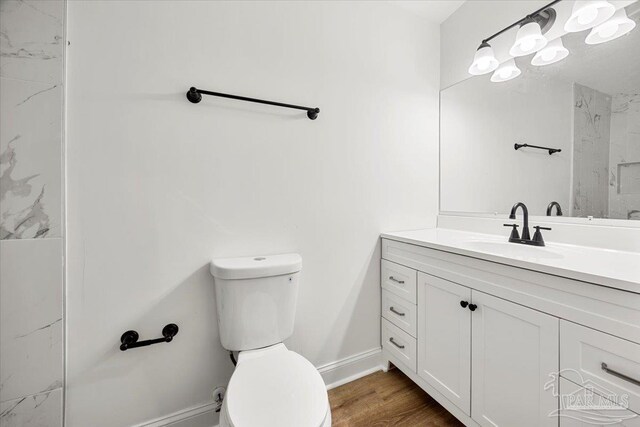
xmin=379 ymin=228 xmax=640 ymax=427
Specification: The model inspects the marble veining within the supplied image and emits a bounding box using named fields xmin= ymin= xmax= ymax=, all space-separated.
xmin=0 ymin=79 xmax=61 ymax=239
xmin=0 ymin=239 xmax=63 ymax=404
xmin=0 ymin=388 xmax=62 ymax=427
xmin=0 ymin=0 xmax=63 ymax=425
xmin=0 ymin=0 xmax=64 ymax=84
xmin=0 ymin=134 xmax=51 ymax=239
xmin=609 ymin=92 xmax=640 ymax=220
xmin=572 ymin=83 xmax=612 ymax=218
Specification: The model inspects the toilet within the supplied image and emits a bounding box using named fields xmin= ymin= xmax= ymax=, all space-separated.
xmin=210 ymin=253 xmax=331 ymax=427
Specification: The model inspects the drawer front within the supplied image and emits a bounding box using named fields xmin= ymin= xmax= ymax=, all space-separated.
xmin=559 ymin=378 xmax=640 ymax=426
xmin=382 ymin=318 xmax=417 ymax=372
xmin=561 ymin=321 xmax=640 ymax=414
xmin=382 ymin=289 xmax=417 ymax=337
xmin=381 ymin=259 xmax=417 ymax=304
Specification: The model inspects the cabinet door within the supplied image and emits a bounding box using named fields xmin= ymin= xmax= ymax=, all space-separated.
xmin=417 ymin=272 xmax=472 ymax=415
xmin=472 ymin=291 xmax=559 ymax=427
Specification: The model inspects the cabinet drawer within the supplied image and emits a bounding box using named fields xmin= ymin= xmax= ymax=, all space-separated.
xmin=381 ymin=259 xmax=417 ymax=304
xmin=561 ymin=321 xmax=640 ymax=414
xmin=382 ymin=289 xmax=417 ymax=337
xmin=559 ymin=378 xmax=640 ymax=426
xmin=382 ymin=318 xmax=416 ymax=372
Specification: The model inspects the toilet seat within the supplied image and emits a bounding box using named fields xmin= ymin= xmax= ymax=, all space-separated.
xmin=223 ymin=344 xmax=329 ymax=427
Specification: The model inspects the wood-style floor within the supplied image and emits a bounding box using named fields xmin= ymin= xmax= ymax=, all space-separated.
xmin=328 ymin=368 xmax=464 ymax=427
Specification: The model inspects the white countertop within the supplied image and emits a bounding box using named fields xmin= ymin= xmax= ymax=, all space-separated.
xmin=381 ymin=228 xmax=640 ymax=294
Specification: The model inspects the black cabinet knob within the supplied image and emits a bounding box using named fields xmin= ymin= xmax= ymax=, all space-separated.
xmin=460 ymin=301 xmax=469 ymax=308
xmin=468 ymin=304 xmax=478 ymax=312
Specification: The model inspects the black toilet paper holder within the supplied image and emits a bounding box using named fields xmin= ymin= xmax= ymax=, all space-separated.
xmin=120 ymin=324 xmax=179 ymax=351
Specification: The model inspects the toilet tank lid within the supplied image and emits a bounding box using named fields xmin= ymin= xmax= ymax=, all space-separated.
xmin=210 ymin=253 xmax=302 ymax=280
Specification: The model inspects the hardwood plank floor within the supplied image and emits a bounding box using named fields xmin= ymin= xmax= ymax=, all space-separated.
xmin=328 ymin=368 xmax=464 ymax=427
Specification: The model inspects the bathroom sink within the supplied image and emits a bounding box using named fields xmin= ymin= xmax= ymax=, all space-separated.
xmin=463 ymin=240 xmax=564 ymax=260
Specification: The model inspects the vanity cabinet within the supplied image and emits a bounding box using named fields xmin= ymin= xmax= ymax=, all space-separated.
xmin=470 ymin=290 xmax=558 ymax=427
xmin=417 ymin=273 xmax=471 ymax=415
xmin=381 ymin=237 xmax=640 ymax=427
xmin=415 ymin=272 xmax=559 ymax=425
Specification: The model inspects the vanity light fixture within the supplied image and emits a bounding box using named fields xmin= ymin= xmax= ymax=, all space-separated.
xmin=510 ymin=18 xmax=548 ymax=57
xmin=468 ymin=0 xmax=560 ymax=77
xmin=585 ymin=8 xmax=636 ymax=44
xmin=468 ymin=42 xmax=500 ymax=75
xmin=564 ymin=0 xmax=615 ymax=32
xmin=491 ymin=59 xmax=521 ymax=82
xmin=531 ymin=37 xmax=570 ymax=65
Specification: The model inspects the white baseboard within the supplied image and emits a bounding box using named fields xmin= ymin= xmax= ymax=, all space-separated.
xmin=317 ymin=347 xmax=384 ymax=390
xmin=133 ymin=402 xmax=218 ymax=427
xmin=136 ymin=347 xmax=383 ymax=427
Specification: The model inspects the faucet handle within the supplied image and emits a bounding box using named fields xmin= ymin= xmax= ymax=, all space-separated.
xmin=532 ymin=226 xmax=551 ymax=246
xmin=503 ymin=223 xmax=520 ymax=241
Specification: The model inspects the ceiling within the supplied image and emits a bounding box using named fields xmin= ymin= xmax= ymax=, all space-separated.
xmin=389 ymin=0 xmax=465 ymax=24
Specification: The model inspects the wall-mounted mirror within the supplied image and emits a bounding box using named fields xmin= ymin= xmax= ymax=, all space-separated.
xmin=441 ymin=2 xmax=640 ymax=221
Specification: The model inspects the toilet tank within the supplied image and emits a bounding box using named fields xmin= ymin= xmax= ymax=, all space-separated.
xmin=210 ymin=254 xmax=302 ymax=351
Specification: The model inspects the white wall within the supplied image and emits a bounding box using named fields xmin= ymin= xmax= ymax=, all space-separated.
xmin=65 ymin=1 xmax=440 ymax=426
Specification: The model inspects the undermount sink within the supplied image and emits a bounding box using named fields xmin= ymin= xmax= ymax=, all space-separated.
xmin=463 ymin=240 xmax=564 ymax=260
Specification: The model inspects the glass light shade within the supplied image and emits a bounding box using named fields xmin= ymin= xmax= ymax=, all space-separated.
xmin=491 ymin=59 xmax=521 ymax=82
xmin=565 ymin=0 xmax=615 ymax=32
xmin=531 ymin=38 xmax=569 ymax=66
xmin=510 ymin=21 xmax=548 ymax=57
xmin=468 ymin=43 xmax=499 ymax=75
xmin=585 ymin=8 xmax=636 ymax=44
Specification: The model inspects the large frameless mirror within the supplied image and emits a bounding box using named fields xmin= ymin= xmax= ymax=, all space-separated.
xmin=440 ymin=1 xmax=640 ymax=221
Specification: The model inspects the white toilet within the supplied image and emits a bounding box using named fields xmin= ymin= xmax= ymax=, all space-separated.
xmin=210 ymin=253 xmax=331 ymax=427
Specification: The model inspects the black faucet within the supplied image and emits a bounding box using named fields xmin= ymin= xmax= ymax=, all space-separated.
xmin=509 ymin=202 xmax=531 ymax=240
xmin=504 ymin=202 xmax=551 ymax=247
xmin=546 ymin=201 xmax=563 ymax=216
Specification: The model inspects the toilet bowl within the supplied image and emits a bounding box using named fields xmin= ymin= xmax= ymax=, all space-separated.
xmin=210 ymin=253 xmax=331 ymax=427
xmin=219 ymin=344 xmax=330 ymax=427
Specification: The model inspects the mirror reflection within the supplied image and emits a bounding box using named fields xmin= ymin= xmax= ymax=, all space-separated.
xmin=441 ymin=3 xmax=640 ymax=220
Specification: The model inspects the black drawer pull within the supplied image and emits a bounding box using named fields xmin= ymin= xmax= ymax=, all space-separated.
xmin=389 ymin=337 xmax=405 ymax=349
xmin=601 ymin=362 xmax=640 ymax=387
xmin=389 ymin=276 xmax=405 ymax=284
xmin=390 ymin=306 xmax=406 ymax=316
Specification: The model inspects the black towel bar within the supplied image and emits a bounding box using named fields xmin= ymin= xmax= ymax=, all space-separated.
xmin=514 ymin=143 xmax=561 ymax=155
xmin=186 ymin=87 xmax=320 ymax=120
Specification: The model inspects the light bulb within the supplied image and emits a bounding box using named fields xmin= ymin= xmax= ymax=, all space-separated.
xmin=477 ymin=57 xmax=491 ymax=71
xmin=520 ymin=38 xmax=536 ymax=52
xmin=578 ymin=7 xmax=598 ymax=25
xmin=491 ymin=59 xmax=521 ymax=82
xmin=531 ymin=37 xmax=569 ymax=66
xmin=510 ymin=20 xmax=547 ymax=57
xmin=565 ymin=1 xmax=615 ymax=32
xmin=541 ymin=49 xmax=556 ymax=61
xmin=468 ymin=42 xmax=499 ymax=75
xmin=598 ymin=22 xmax=619 ymax=38
xmin=586 ymin=7 xmax=636 ymax=44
